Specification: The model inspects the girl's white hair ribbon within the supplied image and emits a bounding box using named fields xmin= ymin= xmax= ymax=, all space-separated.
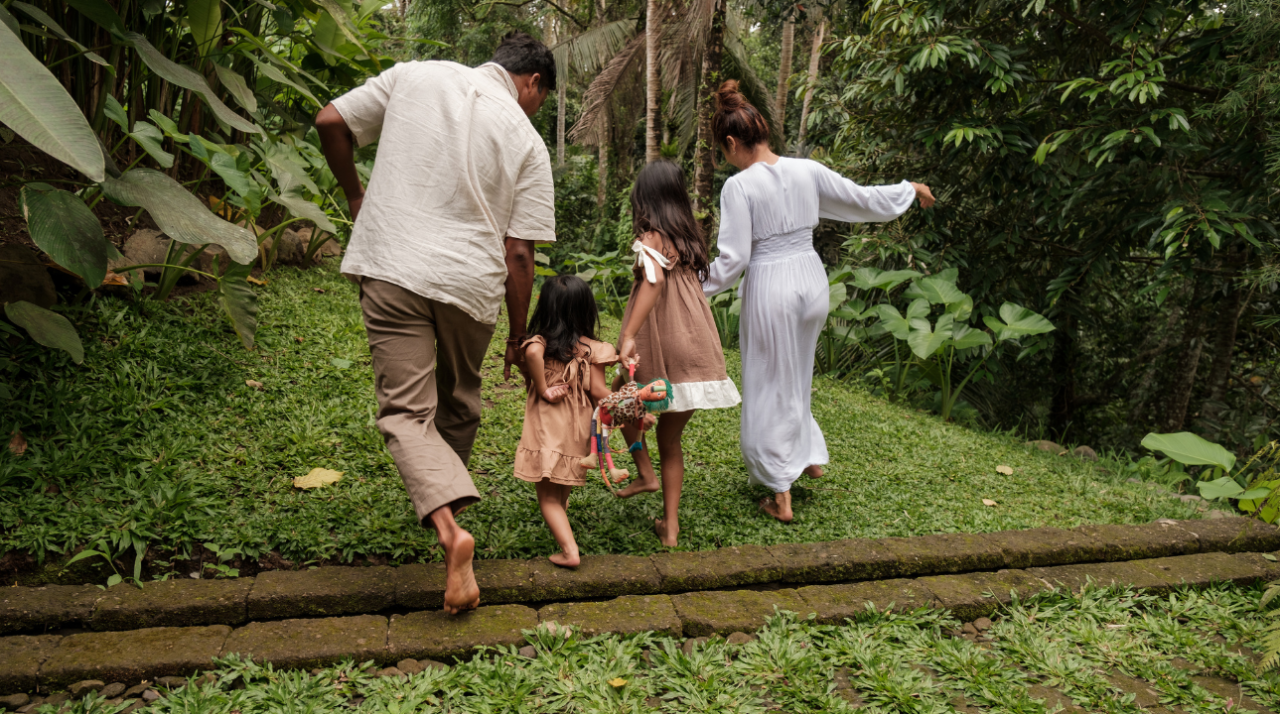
xmin=632 ymin=239 xmax=672 ymax=284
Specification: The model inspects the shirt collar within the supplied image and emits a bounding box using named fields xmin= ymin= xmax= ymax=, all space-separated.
xmin=476 ymin=62 xmax=519 ymax=101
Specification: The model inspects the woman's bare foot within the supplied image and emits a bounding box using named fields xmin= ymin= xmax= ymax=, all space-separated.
xmin=549 ymin=551 xmax=580 ymax=568
xmin=616 ymin=474 xmax=660 ymax=498
xmin=653 ymin=517 xmax=679 ymax=547
xmin=442 ymin=529 xmax=480 ymax=614
xmin=759 ymin=495 xmax=793 ymax=523
xmin=803 ymin=464 xmax=824 ymax=479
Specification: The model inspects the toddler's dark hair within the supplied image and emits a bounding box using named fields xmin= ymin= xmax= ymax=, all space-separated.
xmin=526 ymin=274 xmax=598 ymax=363
xmin=630 ymin=160 xmax=709 ymax=282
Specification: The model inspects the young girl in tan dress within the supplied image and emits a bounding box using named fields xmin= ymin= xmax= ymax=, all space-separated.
xmin=515 ymin=275 xmax=619 ymax=567
xmin=615 ymin=160 xmax=741 ymax=547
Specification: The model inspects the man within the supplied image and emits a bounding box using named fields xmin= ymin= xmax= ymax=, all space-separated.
xmin=316 ymin=32 xmax=556 ymax=614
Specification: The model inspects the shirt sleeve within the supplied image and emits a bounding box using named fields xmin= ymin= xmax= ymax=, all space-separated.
xmin=331 ymin=63 xmax=403 ymax=147
xmin=811 ymin=160 xmax=916 ymax=223
xmin=702 ymin=179 xmax=752 ymax=297
xmin=506 ymin=143 xmax=556 ymax=242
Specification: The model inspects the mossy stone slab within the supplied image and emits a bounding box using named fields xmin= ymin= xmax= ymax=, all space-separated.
xmin=0 ymin=635 xmax=61 ymax=691
xmin=917 ymin=570 xmax=1050 ymax=621
xmin=670 ymin=589 xmax=811 ymax=637
xmin=0 ymin=585 xmax=101 ymax=634
xmin=766 ymin=539 xmax=903 ymax=584
xmin=473 ymin=559 xmax=536 ymax=603
xmin=1231 ymin=551 xmax=1280 ymax=580
xmin=881 ymin=533 xmax=1004 ymax=576
xmin=247 ymin=566 xmax=395 ymax=620
xmin=983 ymin=527 xmax=1108 ymax=569
xmin=649 ymin=546 xmax=782 ymax=592
xmin=1028 ymin=561 xmax=1174 ymax=594
xmin=91 ymin=578 xmax=254 ymax=631
xmin=221 ymin=615 xmax=388 ymax=670
xmin=538 ymin=595 xmax=681 ymax=637
xmin=796 ymin=579 xmax=939 ymax=625
xmin=393 ymin=563 xmax=445 ymax=610
xmin=529 ymin=555 xmax=661 ymax=600
xmin=1137 ymin=552 xmax=1265 ymax=588
xmin=388 ymin=604 xmax=537 ymax=661
xmin=40 ymin=625 xmax=231 ymax=687
xmin=1073 ymin=522 xmax=1200 ymax=561
xmin=1175 ymin=517 xmax=1280 ymax=553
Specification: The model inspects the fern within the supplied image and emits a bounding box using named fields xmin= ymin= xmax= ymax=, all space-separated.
xmin=1259 ymin=581 xmax=1280 ymax=672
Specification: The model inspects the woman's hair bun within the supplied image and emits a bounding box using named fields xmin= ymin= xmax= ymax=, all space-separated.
xmin=711 ymin=79 xmax=769 ymax=151
xmin=714 ymin=79 xmax=745 ymax=110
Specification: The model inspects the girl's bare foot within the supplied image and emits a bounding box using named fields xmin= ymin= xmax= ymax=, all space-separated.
xmin=549 ymin=551 xmax=580 ymax=568
xmin=653 ymin=517 xmax=679 ymax=547
xmin=442 ymin=529 xmax=481 ymax=614
xmin=616 ymin=474 xmax=660 ymax=498
xmin=803 ymin=464 xmax=824 ymax=479
xmin=759 ymin=495 xmax=793 ymax=523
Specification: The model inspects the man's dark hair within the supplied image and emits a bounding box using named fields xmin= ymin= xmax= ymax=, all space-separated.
xmin=490 ymin=31 xmax=556 ymax=92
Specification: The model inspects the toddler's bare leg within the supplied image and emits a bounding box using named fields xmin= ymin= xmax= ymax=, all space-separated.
xmin=536 ymin=479 xmax=580 ymax=567
xmin=615 ymin=422 xmax=660 ymax=497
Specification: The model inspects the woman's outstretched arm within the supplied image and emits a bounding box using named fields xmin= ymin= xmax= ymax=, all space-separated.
xmin=811 ymin=161 xmax=934 ymax=222
xmin=702 ymin=180 xmax=753 ymax=296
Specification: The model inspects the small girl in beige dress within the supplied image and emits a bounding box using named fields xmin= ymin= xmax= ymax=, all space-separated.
xmin=515 ymin=275 xmax=619 ymax=567
xmin=615 ymin=160 xmax=742 ymax=547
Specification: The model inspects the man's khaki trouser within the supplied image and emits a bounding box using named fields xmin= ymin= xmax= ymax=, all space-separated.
xmin=359 ymin=278 xmax=494 ymax=525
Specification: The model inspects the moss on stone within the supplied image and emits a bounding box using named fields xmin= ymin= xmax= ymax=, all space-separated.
xmin=1137 ymin=552 xmax=1265 ymax=588
xmin=1073 ymin=522 xmax=1200 ymax=561
xmin=246 ymin=566 xmax=395 ymax=620
xmin=392 ymin=563 xmax=446 ymax=610
xmin=1230 ymin=551 xmax=1280 ymax=581
xmin=918 ymin=570 xmax=1048 ymax=621
xmin=0 ymin=585 xmax=101 ymax=635
xmin=670 ymin=589 xmax=811 ymax=637
xmin=881 ymin=533 xmax=1004 ymax=576
xmin=1176 ymin=517 xmax=1280 ymax=554
xmin=0 ymin=635 xmax=61 ymax=691
xmin=796 ymin=579 xmax=939 ymax=625
xmin=39 ymin=625 xmax=231 ymax=687
xmin=220 ymin=615 xmax=388 ymax=670
xmin=650 ymin=546 xmax=782 ymax=592
xmin=538 ymin=595 xmax=681 ymax=637
xmin=387 ymin=604 xmax=538 ymax=662
xmin=982 ymin=527 xmax=1108 ymax=569
xmin=1027 ymin=561 xmax=1174 ymax=595
xmin=472 ymin=559 xmax=536 ymax=603
xmin=766 ymin=539 xmax=903 ymax=584
xmin=528 ymin=555 xmax=661 ymax=601
xmin=91 ymin=578 xmax=253 ymax=631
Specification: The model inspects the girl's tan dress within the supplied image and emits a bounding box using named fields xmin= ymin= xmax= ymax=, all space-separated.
xmin=620 ymin=237 xmax=741 ymax=412
xmin=515 ymin=336 xmax=619 ymax=486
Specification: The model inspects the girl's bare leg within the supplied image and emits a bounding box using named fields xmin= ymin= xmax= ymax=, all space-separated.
xmin=616 ymin=422 xmax=660 ymax=497
xmin=536 ymin=480 xmax=580 ymax=567
xmin=651 ymin=410 xmax=694 ymax=547
xmin=760 ymin=489 xmax=793 ymax=523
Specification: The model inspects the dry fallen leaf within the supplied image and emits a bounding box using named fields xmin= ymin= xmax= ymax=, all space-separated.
xmin=996 ymin=465 xmax=1014 ymax=475
xmin=247 ymin=276 xmax=268 ymax=286
xmin=607 ymin=678 xmax=628 ymax=688
xmin=294 ymin=336 xmax=304 ymax=343
xmin=982 ymin=499 xmax=998 ymax=507
xmin=100 ymin=271 xmax=130 ymax=287
xmin=246 ymin=380 xmax=264 ymax=390
xmin=9 ymin=431 xmax=28 ymax=455
xmin=312 ymin=287 xmax=326 ymax=293
xmin=294 ymin=468 xmax=344 ymax=489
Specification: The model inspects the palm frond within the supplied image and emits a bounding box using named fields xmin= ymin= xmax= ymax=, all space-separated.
xmin=569 ymin=32 xmax=647 ymax=145
xmin=552 ymin=19 xmax=637 ymax=76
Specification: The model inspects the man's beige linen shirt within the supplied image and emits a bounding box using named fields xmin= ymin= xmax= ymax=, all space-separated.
xmin=333 ymin=61 xmax=555 ymax=324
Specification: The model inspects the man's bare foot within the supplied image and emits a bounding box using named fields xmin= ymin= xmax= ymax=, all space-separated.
xmin=616 ymin=475 xmax=660 ymax=498
xmin=442 ymin=529 xmax=480 ymax=614
xmin=803 ymin=464 xmax=824 ymax=479
xmin=549 ymin=551 xmax=580 ymax=568
xmin=759 ymin=496 xmax=793 ymax=523
xmin=653 ymin=518 xmax=679 ymax=547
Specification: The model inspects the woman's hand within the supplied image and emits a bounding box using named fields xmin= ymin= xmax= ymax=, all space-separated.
xmin=911 ymin=182 xmax=936 ymax=209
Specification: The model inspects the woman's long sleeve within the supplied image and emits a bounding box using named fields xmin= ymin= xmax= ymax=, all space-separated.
xmin=702 ymin=180 xmax=753 ymax=296
xmin=812 ymin=162 xmax=915 ymax=223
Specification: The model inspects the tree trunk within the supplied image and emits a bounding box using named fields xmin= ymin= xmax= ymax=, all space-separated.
xmin=1049 ymin=314 xmax=1075 ymax=438
xmin=1160 ymin=280 xmax=1208 ymax=433
xmin=557 ymin=80 xmax=566 ymax=167
xmin=644 ymin=0 xmax=661 ymax=163
xmin=1200 ymin=255 xmax=1246 ymax=430
xmin=775 ymin=18 xmax=795 ymax=149
xmin=693 ymin=0 xmax=725 ymax=229
xmin=796 ymin=16 xmax=825 ymax=146
xmin=597 ymin=120 xmax=609 ymax=209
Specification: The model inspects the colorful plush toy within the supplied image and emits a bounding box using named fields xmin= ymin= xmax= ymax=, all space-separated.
xmin=580 ymin=364 xmax=673 ymax=492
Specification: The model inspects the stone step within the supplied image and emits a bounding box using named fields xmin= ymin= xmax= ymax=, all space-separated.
xmin=3 ymin=517 xmax=1277 ymax=637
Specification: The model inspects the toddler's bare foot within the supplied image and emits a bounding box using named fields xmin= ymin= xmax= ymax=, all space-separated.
xmin=653 ymin=518 xmax=679 ymax=547
xmin=549 ymin=551 xmax=580 ymax=568
xmin=759 ymin=496 xmax=793 ymax=523
xmin=804 ymin=464 xmax=824 ymax=479
xmin=616 ymin=474 xmax=659 ymax=498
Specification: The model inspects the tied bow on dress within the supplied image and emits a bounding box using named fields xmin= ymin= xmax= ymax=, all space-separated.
xmin=632 ymin=239 xmax=672 ymax=284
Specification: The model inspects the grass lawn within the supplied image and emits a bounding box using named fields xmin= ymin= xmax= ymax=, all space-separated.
xmin=41 ymin=584 xmax=1280 ymax=713
xmin=0 ymin=262 xmax=1205 ymax=572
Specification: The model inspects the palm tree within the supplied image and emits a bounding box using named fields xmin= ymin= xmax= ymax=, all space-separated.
xmin=796 ymin=12 xmax=825 ymax=146
xmin=645 ymin=0 xmax=661 ymax=163
xmin=775 ymin=14 xmax=795 ymax=149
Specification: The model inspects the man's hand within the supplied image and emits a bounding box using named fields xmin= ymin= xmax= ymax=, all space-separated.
xmin=503 ymin=237 xmax=535 ymax=381
xmin=349 ymin=195 xmax=364 ymax=222
xmin=504 ymin=340 xmax=528 ymax=382
xmin=316 ymin=104 xmax=367 ymax=222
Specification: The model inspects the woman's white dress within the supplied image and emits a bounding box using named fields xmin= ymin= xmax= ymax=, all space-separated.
xmin=703 ymin=157 xmax=915 ymax=493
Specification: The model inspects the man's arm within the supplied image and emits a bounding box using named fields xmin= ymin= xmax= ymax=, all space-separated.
xmin=316 ymin=104 xmax=366 ymax=221
xmin=503 ymin=236 xmax=535 ymax=381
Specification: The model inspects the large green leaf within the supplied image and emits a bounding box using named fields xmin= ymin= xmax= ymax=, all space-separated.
xmin=213 ymin=63 xmax=258 ymax=113
xmin=1142 ymin=432 xmax=1237 ymax=471
xmin=851 ymin=267 xmax=921 ymax=291
xmin=874 ymin=304 xmax=910 ymax=340
xmin=903 ymin=274 xmax=967 ymax=305
xmin=946 ymin=324 xmax=992 ymax=351
xmin=907 ymin=313 xmax=954 ymax=360
xmin=103 ymin=95 xmax=128 ymax=131
xmin=245 ymin=54 xmax=322 ymax=107
xmin=313 ymin=0 xmax=371 ymax=59
xmin=19 ymin=183 xmax=109 ymax=287
xmin=125 ymin=32 xmax=260 ymax=135
xmin=4 ymin=300 xmax=83 ymax=363
xmin=0 ymin=22 xmax=105 ymax=182
xmin=64 ymin=0 xmax=125 ymax=34
xmin=983 ymin=302 xmax=1056 ymax=341
xmin=219 ymin=261 xmax=259 ymax=349
xmin=1197 ymin=477 xmax=1243 ymax=500
xmin=0 ymin=4 xmax=20 ymax=35
xmin=129 ymin=121 xmax=174 ymax=168
xmin=100 ymin=168 xmax=257 ymax=264
xmin=828 ymin=282 xmax=847 ymax=314
xmin=187 ymin=0 xmax=222 ymax=55
xmin=11 ymin=2 xmax=110 ymax=67
xmin=209 ymin=153 xmax=258 ymax=198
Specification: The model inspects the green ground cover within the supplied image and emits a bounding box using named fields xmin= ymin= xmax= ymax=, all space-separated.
xmin=39 ymin=583 xmax=1280 ymax=714
xmin=0 ymin=264 xmax=1206 ymax=570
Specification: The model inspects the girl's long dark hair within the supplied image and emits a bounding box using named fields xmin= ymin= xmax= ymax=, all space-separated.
xmin=630 ymin=160 xmax=710 ymax=282
xmin=526 ymin=274 xmax=599 ymax=364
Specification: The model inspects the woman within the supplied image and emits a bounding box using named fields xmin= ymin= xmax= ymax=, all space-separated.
xmin=701 ymin=81 xmax=935 ymax=523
